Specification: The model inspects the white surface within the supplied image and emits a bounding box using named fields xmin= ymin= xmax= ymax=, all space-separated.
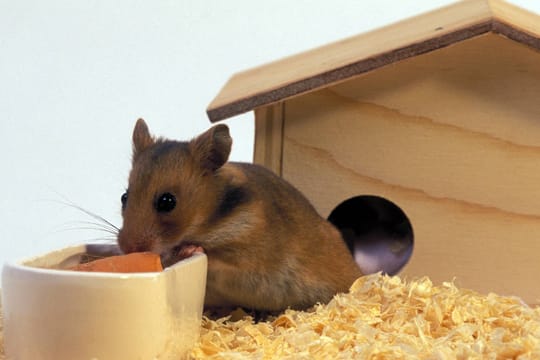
xmin=1 ymin=245 xmax=207 ymax=359
xmin=1 ymin=0 xmax=539 ymax=265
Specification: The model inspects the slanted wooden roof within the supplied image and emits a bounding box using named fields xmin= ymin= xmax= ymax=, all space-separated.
xmin=207 ymin=0 xmax=540 ymax=122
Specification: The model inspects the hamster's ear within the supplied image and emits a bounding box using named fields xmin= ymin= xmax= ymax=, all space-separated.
xmin=190 ymin=124 xmax=232 ymax=172
xmin=132 ymin=118 xmax=154 ymax=159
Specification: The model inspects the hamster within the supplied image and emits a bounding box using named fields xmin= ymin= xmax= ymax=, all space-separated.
xmin=117 ymin=119 xmax=362 ymax=311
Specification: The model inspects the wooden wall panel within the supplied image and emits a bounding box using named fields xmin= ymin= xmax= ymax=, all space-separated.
xmin=280 ymin=34 xmax=540 ymax=305
xmin=253 ymin=103 xmax=284 ymax=175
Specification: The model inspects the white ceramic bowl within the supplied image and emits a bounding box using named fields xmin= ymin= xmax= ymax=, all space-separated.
xmin=1 ymin=244 xmax=207 ymax=360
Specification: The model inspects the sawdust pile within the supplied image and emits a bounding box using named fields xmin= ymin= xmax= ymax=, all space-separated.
xmin=190 ymin=273 xmax=540 ymax=359
xmin=0 ymin=273 xmax=539 ymax=359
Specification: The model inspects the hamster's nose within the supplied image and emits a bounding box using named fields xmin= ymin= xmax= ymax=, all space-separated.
xmin=117 ymin=229 xmax=153 ymax=254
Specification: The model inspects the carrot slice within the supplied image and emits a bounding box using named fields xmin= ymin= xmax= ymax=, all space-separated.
xmin=68 ymin=252 xmax=163 ymax=273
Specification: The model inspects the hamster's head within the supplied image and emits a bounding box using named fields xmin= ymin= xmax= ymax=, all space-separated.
xmin=117 ymin=119 xmax=232 ymax=259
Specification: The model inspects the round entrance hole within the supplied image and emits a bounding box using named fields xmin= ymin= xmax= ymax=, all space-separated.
xmin=328 ymin=195 xmax=414 ymax=276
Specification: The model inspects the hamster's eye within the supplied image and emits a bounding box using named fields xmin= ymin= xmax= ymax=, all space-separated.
xmin=156 ymin=192 xmax=176 ymax=213
xmin=121 ymin=192 xmax=128 ymax=210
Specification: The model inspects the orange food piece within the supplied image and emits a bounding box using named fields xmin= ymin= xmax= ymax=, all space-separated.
xmin=68 ymin=252 xmax=163 ymax=273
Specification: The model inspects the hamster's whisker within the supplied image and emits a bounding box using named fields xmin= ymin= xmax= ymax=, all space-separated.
xmin=60 ymin=224 xmax=118 ymax=236
xmin=52 ymin=199 xmax=120 ymax=232
xmin=79 ymin=236 xmax=117 ymax=243
xmin=64 ymin=220 xmax=119 ymax=235
xmin=68 ymin=205 xmax=120 ymax=232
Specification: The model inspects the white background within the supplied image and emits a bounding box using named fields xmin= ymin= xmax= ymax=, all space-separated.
xmin=1 ymin=0 xmax=539 ymax=266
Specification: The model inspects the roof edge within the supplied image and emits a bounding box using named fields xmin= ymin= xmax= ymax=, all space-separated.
xmin=208 ymin=22 xmax=493 ymax=122
xmin=492 ymin=20 xmax=540 ymax=49
xmin=207 ymin=1 xmax=540 ymax=123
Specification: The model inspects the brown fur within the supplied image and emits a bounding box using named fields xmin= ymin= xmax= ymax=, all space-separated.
xmin=118 ymin=119 xmax=362 ymax=311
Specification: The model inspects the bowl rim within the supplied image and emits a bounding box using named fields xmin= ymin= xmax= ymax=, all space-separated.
xmin=2 ymin=243 xmax=207 ymax=279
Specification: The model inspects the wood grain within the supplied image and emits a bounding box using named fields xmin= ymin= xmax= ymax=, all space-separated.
xmin=253 ymin=104 xmax=284 ymax=175
xmin=279 ymin=34 xmax=540 ymax=304
xmin=207 ymin=0 xmax=540 ymax=122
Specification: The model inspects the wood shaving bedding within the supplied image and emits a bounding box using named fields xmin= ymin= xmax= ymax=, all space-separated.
xmin=190 ymin=274 xmax=540 ymax=359
xmin=0 ymin=273 xmax=538 ymax=359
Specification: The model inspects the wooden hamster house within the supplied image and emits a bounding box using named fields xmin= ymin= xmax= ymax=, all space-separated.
xmin=207 ymin=0 xmax=540 ymax=305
